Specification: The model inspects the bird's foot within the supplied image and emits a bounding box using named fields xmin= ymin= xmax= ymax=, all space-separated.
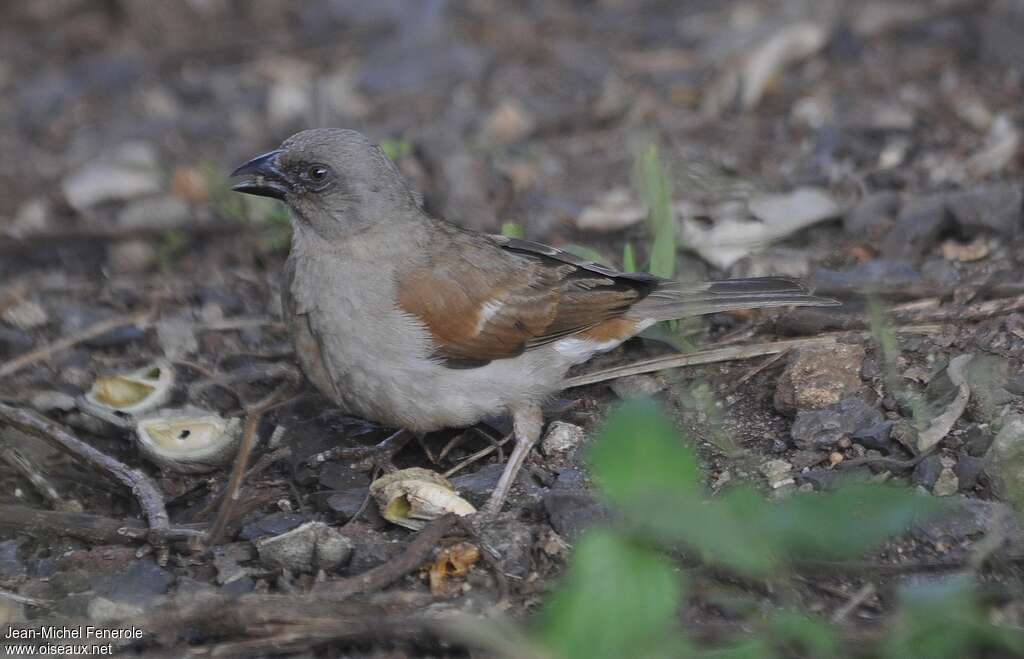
xmin=481 ymin=403 xmax=543 ymax=517
xmin=308 ymin=428 xmax=414 ymax=473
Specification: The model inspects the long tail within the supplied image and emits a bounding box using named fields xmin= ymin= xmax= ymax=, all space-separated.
xmin=630 ymin=277 xmax=839 ymax=321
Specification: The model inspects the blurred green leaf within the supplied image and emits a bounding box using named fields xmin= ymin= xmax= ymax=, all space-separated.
xmin=882 ymin=575 xmax=1024 ymax=659
xmin=622 ymin=242 xmax=637 ymax=272
xmin=501 ymin=221 xmax=526 ymax=239
xmin=380 ymin=137 xmax=412 ymax=161
xmin=587 ymin=399 xmax=700 ymax=506
xmin=633 ymin=144 xmax=676 ymax=279
xmin=563 ymin=244 xmax=610 ymax=266
xmin=536 ymin=529 xmax=686 ymax=659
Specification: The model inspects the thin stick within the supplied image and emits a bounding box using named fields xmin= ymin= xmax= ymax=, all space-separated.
xmin=831 ymin=583 xmax=876 ymax=623
xmin=314 ymin=514 xmax=458 ymax=601
xmin=0 ymin=309 xmax=152 ymax=379
xmin=0 ymin=504 xmax=203 ymax=545
xmin=205 ymin=371 xmax=300 ymax=546
xmin=0 ymin=403 xmax=170 ymax=544
xmin=0 ymin=443 xmax=81 ymax=512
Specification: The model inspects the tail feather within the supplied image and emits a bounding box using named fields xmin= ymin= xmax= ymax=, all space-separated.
xmin=631 ymin=276 xmax=839 ymax=321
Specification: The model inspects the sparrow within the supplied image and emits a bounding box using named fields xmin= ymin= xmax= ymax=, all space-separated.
xmin=231 ymin=128 xmax=836 ymax=515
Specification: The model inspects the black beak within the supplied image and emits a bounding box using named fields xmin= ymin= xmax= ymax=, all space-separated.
xmin=230 ymin=150 xmax=289 ymax=200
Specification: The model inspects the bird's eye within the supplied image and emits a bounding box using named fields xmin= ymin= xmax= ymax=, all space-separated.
xmin=307 ymin=165 xmax=329 ymax=182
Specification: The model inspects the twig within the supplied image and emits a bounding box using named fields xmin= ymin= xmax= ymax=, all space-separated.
xmin=314 ymin=514 xmax=459 ymax=601
xmin=443 ymin=434 xmax=513 ymax=478
xmin=0 ymin=588 xmax=51 ymax=608
xmin=0 ymin=441 xmax=82 ymax=512
xmin=831 ymin=583 xmax=877 ymax=623
xmin=0 ymin=309 xmax=153 ymax=379
xmin=205 ymin=369 xmax=301 ymax=546
xmin=564 ymin=325 xmax=942 ymax=388
xmin=0 ymin=403 xmax=171 ymax=545
xmin=193 ymin=446 xmax=291 ymax=521
xmin=0 ymin=504 xmax=203 ymax=545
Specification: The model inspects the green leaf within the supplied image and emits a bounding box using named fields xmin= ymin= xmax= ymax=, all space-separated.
xmin=501 ymin=222 xmax=526 ymax=239
xmin=882 ymin=575 xmax=1024 ymax=659
xmin=633 ymin=144 xmax=676 ymax=279
xmin=762 ymin=484 xmax=944 ymax=561
xmin=562 ymin=243 xmax=610 ymax=266
xmin=622 ymin=242 xmax=637 ymax=272
xmin=536 ymin=530 xmax=686 ymax=659
xmin=587 ymin=400 xmax=700 ymax=505
xmin=380 ymin=137 xmax=412 ymax=160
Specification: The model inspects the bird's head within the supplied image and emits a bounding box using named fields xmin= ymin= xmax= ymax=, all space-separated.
xmin=230 ymin=128 xmax=417 ymax=239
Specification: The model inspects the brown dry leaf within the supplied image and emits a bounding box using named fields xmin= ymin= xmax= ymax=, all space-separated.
xmin=170 ymin=166 xmax=210 ymax=204
xmin=428 ymin=542 xmax=481 ymax=595
xmin=941 ymin=237 xmax=990 ymax=262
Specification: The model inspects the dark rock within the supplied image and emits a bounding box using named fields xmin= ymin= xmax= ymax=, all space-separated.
xmin=964 ymin=425 xmax=995 ymax=457
xmin=954 ymin=453 xmax=987 ymax=491
xmin=544 ymin=489 xmax=609 ymax=540
xmin=451 ymin=462 xmax=543 ymax=507
xmin=0 ymin=540 xmax=27 ymax=578
xmin=479 ymin=518 xmax=534 ymax=579
xmin=912 ymin=454 xmax=943 ymax=489
xmin=915 ymin=498 xmax=1024 ymax=554
xmin=852 ymin=420 xmax=895 ymax=452
xmin=790 ymin=397 xmax=884 ymax=449
xmin=843 ymin=190 xmax=901 ymax=236
xmin=962 ymin=354 xmax=1019 ymax=424
xmin=880 ymin=196 xmax=952 ymax=261
xmin=340 ymin=523 xmax=403 ymax=574
xmin=812 ymin=260 xmax=924 ymax=295
xmin=60 ymin=307 xmax=147 ymax=349
xmin=196 ymin=287 xmax=246 ymax=316
xmin=861 ymin=357 xmax=881 ymax=380
xmin=238 ymin=512 xmax=308 ymax=541
xmin=0 ymin=327 xmax=33 ymax=357
xmin=1007 ymin=372 xmax=1024 ymax=397
xmin=921 ymin=258 xmax=961 ymax=288
xmin=222 ymin=576 xmax=256 ymax=596
xmin=945 ymin=184 xmax=1023 ymax=237
xmin=325 ymin=488 xmax=370 ymax=521
xmin=318 ymin=461 xmax=371 ymax=491
xmin=551 ymin=467 xmax=589 ymax=490
xmin=797 ymin=466 xmax=871 ymax=491
xmin=92 ymin=559 xmax=174 ymax=614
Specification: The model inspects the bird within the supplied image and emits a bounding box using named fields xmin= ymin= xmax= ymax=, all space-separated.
xmin=230 ymin=128 xmax=837 ymax=515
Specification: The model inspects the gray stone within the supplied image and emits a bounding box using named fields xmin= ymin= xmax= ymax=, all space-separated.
xmin=843 ymin=190 xmax=901 ymax=236
xmin=116 ymin=196 xmax=189 ymax=230
xmin=478 ymin=518 xmax=534 ymax=579
xmin=255 ymin=521 xmax=354 ymax=573
xmin=2 ymin=300 xmax=48 ymax=330
xmin=986 ymin=413 xmax=1024 ymax=501
xmin=609 ymin=375 xmax=665 ymax=400
xmin=954 ymin=453 xmax=986 ymax=491
xmin=0 ymin=540 xmax=26 ymax=579
xmin=912 ymin=455 xmax=943 ymax=489
xmin=239 ymin=512 xmax=308 ymax=541
xmin=29 ymin=391 xmax=78 ymax=414
xmin=945 ymin=183 xmax=1023 ymax=237
xmin=790 ymin=397 xmax=884 ymax=449
xmin=880 ymin=196 xmax=952 ymax=261
xmin=62 ymin=142 xmax=161 ymax=211
xmin=541 ymin=421 xmax=586 ymax=456
xmin=851 ymin=420 xmax=894 ymax=452
xmin=107 ymin=240 xmax=157 ymax=274
xmin=451 ymin=462 xmax=543 ymax=507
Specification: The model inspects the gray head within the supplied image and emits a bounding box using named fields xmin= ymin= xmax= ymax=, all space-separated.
xmin=230 ymin=128 xmax=418 ymax=238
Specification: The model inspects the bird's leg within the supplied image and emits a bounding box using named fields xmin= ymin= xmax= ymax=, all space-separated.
xmin=308 ymin=428 xmax=415 ymax=473
xmin=482 ymin=403 xmax=543 ymax=516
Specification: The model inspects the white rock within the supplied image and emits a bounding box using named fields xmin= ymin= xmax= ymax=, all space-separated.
xmin=2 ymin=300 xmax=49 ymax=330
xmin=542 ymin=421 xmax=586 ymax=456
xmin=62 ymin=142 xmax=161 ymax=211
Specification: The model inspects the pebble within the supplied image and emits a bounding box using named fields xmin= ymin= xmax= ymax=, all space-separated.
xmin=2 ymin=300 xmax=49 ymax=330
xmin=790 ymin=397 xmax=884 ymax=449
xmin=478 ymin=518 xmax=534 ymax=578
xmin=255 ymin=521 xmax=353 ymax=573
xmin=9 ymin=199 xmax=49 ymax=237
xmin=29 ymin=391 xmax=78 ymax=413
xmin=480 ymin=99 xmax=535 ymax=145
xmin=239 ymin=512 xmax=308 ymax=541
xmin=541 ymin=421 xmax=586 ymax=456
xmin=912 ymin=454 xmax=943 ymax=489
xmin=759 ymin=459 xmax=794 ymax=488
xmin=62 ymin=142 xmax=161 ymax=211
xmin=107 ymin=240 xmax=156 ymax=274
xmin=842 ymin=190 xmax=900 ymax=237
xmin=117 ymin=196 xmax=190 ymax=230
xmin=544 ymin=489 xmax=609 ymax=541
xmin=774 ymin=344 xmax=865 ymax=416
xmin=610 ymin=374 xmax=665 ymax=399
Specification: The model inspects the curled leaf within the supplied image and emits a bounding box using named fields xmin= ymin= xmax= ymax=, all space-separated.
xmin=136 ymin=407 xmax=241 ymax=474
xmin=82 ymin=361 xmax=174 ymax=427
xmin=370 ymin=467 xmax=476 ymax=530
